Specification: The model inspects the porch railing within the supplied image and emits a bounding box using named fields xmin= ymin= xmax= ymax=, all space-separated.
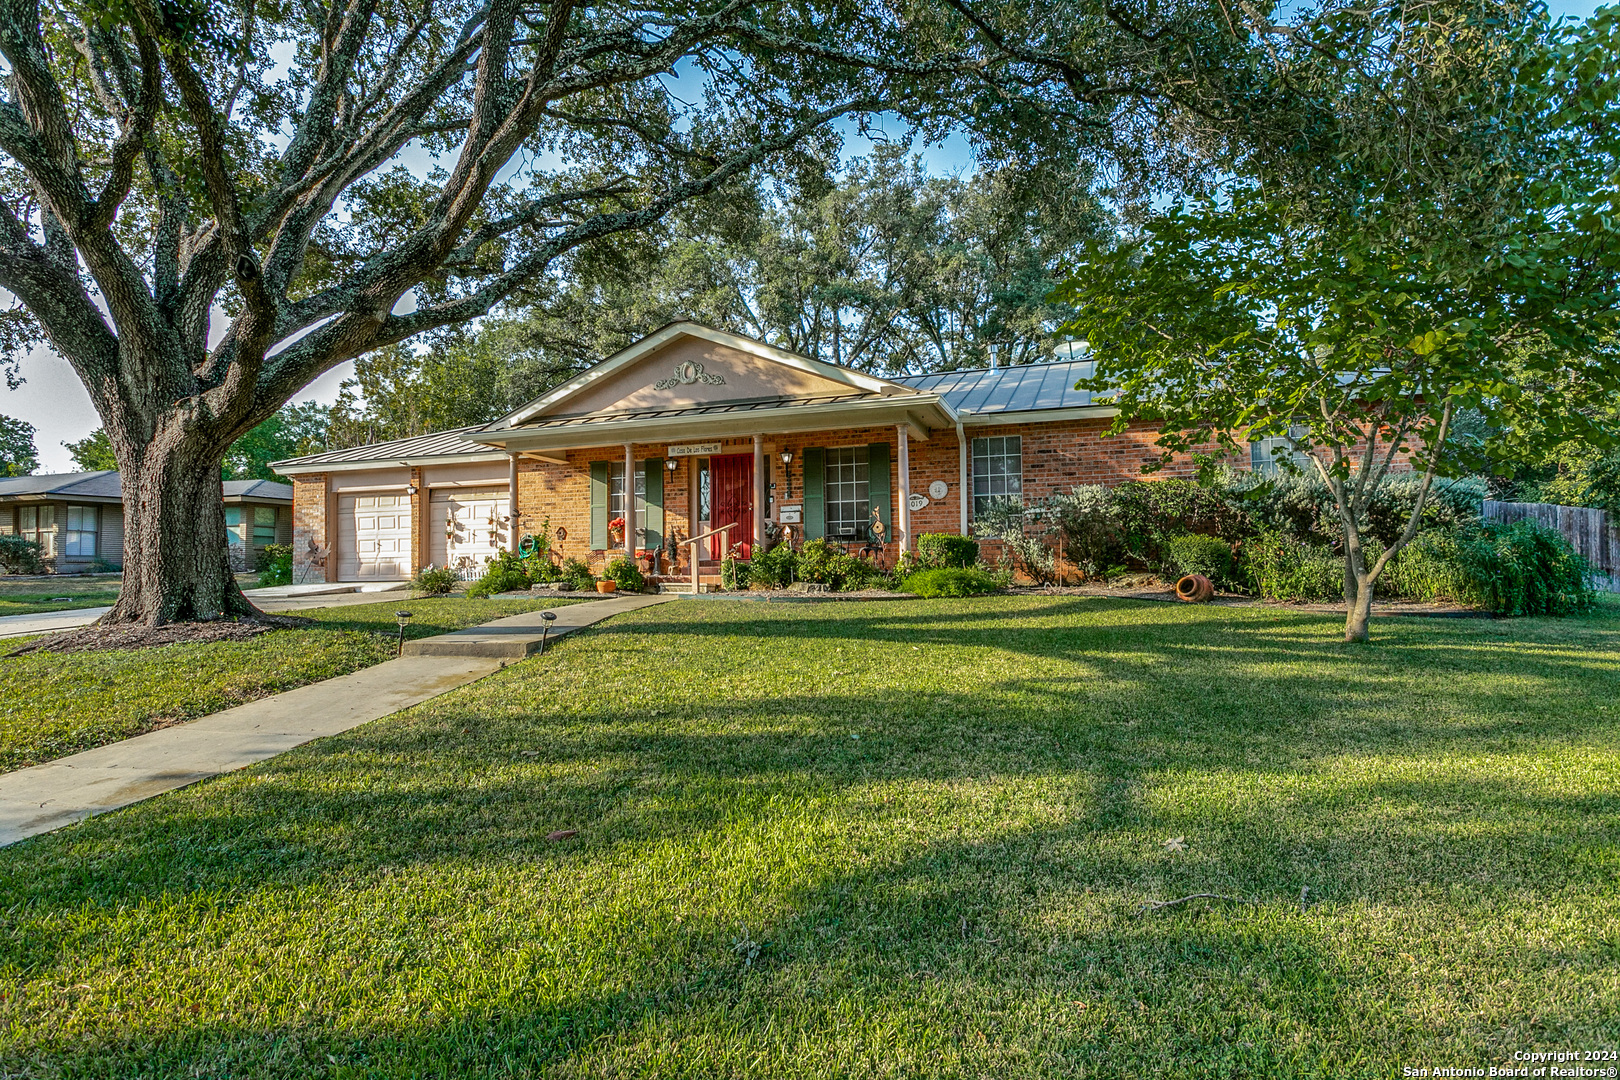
xmin=683 ymin=524 xmax=732 ymax=594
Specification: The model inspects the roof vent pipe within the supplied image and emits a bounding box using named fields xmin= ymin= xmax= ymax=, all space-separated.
xmin=988 ymin=343 xmax=998 ymax=371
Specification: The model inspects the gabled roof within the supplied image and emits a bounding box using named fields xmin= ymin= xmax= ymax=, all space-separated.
xmin=496 ymin=321 xmax=921 ymax=427
xmin=0 ymin=471 xmax=292 ymax=503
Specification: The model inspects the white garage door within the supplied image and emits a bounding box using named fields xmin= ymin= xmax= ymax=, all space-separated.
xmin=430 ymin=489 xmax=510 ymax=571
xmin=337 ymin=493 xmax=412 ymax=580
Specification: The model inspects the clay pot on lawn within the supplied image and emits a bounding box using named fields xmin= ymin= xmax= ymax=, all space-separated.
xmin=1175 ymin=574 xmax=1215 ymax=603
xmin=596 ymin=580 xmax=617 ymax=594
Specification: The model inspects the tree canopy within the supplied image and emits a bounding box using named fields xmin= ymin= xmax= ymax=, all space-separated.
xmin=63 ymin=428 xmax=116 ymax=471
xmin=0 ymin=415 xmax=36 ymax=476
xmin=1059 ymin=0 xmax=1620 ymax=641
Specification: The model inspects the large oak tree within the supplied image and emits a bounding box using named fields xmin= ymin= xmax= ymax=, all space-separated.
xmin=0 ymin=0 xmax=1177 ymax=626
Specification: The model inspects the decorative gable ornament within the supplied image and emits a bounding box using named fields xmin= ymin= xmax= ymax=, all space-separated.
xmin=652 ymin=360 xmax=726 ymax=390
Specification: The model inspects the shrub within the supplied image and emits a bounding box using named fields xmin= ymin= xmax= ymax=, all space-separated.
xmin=796 ymin=538 xmax=881 ymax=591
xmin=916 ymin=533 xmax=979 ymax=569
xmin=256 ymin=544 xmax=293 ymax=587
xmin=1243 ymin=531 xmax=1344 ymax=601
xmin=1160 ymin=533 xmax=1233 ymax=587
xmin=604 ymin=556 xmax=645 ymax=592
xmin=748 ymin=542 xmax=798 ymax=589
xmin=524 ymin=553 xmax=561 ymax=583
xmin=0 ymin=535 xmax=44 ymax=574
xmin=1385 ymin=522 xmax=1595 ymax=615
xmin=559 ymin=558 xmax=596 ymax=590
xmin=974 ymin=500 xmax=1059 ymax=585
xmin=1221 ymin=469 xmax=1485 ymax=550
xmin=720 ymin=555 xmax=750 ymax=590
xmin=1045 ymin=485 xmax=1119 ymax=577
xmin=467 ymin=551 xmax=534 ymax=598
xmin=412 ymin=564 xmax=459 ymax=596
xmin=901 ymin=566 xmax=1001 ymax=598
xmin=1108 ymin=479 xmax=1252 ymax=564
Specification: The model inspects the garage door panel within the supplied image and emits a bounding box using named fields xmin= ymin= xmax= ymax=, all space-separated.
xmin=429 ymin=490 xmax=509 ymax=570
xmin=338 ymin=493 xmax=412 ymax=580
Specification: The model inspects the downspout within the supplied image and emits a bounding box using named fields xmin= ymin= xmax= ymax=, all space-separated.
xmin=957 ymin=420 xmax=969 ymax=536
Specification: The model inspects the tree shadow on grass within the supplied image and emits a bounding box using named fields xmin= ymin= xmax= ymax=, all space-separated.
xmin=1 ymin=596 xmax=1617 ymax=1073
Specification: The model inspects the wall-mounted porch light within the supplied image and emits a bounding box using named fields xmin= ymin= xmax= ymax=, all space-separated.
xmin=666 ymin=458 xmax=678 ymax=471
xmin=780 ymin=450 xmax=793 ymax=498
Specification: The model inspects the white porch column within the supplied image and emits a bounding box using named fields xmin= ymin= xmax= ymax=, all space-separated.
xmin=956 ymin=421 xmax=969 ymax=536
xmin=752 ymin=433 xmax=765 ymax=557
xmin=507 ymin=453 xmax=519 ymax=553
xmin=897 ymin=423 xmax=912 ymax=553
xmin=623 ymin=442 xmax=636 ymax=557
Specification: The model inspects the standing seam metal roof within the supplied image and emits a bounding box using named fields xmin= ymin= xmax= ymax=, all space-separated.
xmin=890 ymin=358 xmax=1098 ymax=414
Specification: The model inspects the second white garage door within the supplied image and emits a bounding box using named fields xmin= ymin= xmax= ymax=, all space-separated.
xmin=430 ymin=489 xmax=510 ymax=570
xmin=337 ymin=493 xmax=412 ymax=580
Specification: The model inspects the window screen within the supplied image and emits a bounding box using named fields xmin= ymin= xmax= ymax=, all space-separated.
xmin=972 ymin=436 xmax=1023 ymax=517
xmin=64 ymin=505 xmax=97 ymax=557
xmin=825 ymin=447 xmax=869 ymax=539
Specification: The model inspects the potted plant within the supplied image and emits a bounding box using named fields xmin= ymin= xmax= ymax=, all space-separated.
xmin=596 ymin=577 xmax=617 ymax=593
xmin=608 ymin=516 xmax=626 ymax=545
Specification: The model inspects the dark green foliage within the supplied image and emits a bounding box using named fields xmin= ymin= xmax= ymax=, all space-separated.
xmin=915 ymin=534 xmax=980 ymax=569
xmin=748 ymin=543 xmax=798 ymax=589
xmin=604 ymin=557 xmax=645 ymax=593
xmin=1229 ymin=471 xmax=1486 ymax=550
xmin=255 ymin=545 xmax=293 ymax=588
xmin=467 ymin=552 xmax=535 ymax=598
xmin=225 ymin=404 xmax=330 ymax=481
xmin=412 ymin=565 xmax=460 ymax=596
xmin=0 ymin=415 xmax=37 ymax=477
xmin=559 ymin=559 xmax=596 ymax=591
xmin=1385 ymin=522 xmax=1595 ymax=615
xmin=1243 ymin=531 xmax=1345 ymax=602
xmin=720 ymin=556 xmax=750 ymax=591
xmin=62 ymin=428 xmax=116 ymax=472
xmin=900 ymin=567 xmax=1001 ymax=598
xmin=1160 ymin=534 xmax=1234 ymax=588
xmin=796 ymin=538 xmax=882 ymax=591
xmin=0 ymin=536 xmax=45 ymax=574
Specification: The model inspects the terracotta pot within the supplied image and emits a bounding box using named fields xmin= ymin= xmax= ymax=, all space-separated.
xmin=596 ymin=580 xmax=617 ymax=594
xmin=1175 ymin=573 xmax=1215 ymax=603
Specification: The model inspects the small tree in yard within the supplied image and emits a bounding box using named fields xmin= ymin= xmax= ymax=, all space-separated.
xmin=1061 ymin=0 xmax=1620 ymax=642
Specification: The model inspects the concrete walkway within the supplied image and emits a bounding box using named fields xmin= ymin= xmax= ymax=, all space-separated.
xmin=404 ymin=593 xmax=674 ymax=658
xmin=0 ymin=582 xmax=411 ymax=639
xmin=0 ymin=593 xmax=673 ymax=847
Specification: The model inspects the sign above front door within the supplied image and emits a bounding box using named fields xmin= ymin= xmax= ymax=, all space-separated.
xmin=668 ymin=442 xmax=722 ymax=457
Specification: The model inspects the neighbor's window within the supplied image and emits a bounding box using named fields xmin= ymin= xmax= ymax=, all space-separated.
xmin=825 ymin=446 xmax=869 ymax=539
xmin=224 ymin=506 xmax=245 ymax=549
xmin=18 ymin=505 xmax=53 ymax=556
xmin=253 ymin=506 xmax=278 ymax=547
xmin=1250 ymin=424 xmax=1312 ymax=474
xmin=62 ymin=505 xmax=98 ymax=558
xmin=972 ymin=436 xmax=1023 ymax=517
xmin=609 ymin=462 xmax=648 ymax=544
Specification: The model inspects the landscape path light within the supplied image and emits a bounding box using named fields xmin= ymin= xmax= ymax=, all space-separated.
xmin=395 ymin=610 xmax=412 ymax=655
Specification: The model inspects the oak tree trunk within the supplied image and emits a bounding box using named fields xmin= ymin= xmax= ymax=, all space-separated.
xmin=105 ymin=416 xmax=257 ymax=625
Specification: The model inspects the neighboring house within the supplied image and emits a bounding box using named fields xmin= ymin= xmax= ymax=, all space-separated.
xmin=274 ymin=322 xmax=1227 ymax=584
xmin=0 ymin=472 xmax=293 ymax=573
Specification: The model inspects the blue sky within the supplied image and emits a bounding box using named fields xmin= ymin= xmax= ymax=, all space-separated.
xmin=7 ymin=0 xmax=1606 ymax=471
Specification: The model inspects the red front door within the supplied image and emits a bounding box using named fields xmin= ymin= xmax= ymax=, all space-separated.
xmin=710 ymin=453 xmax=754 ymax=559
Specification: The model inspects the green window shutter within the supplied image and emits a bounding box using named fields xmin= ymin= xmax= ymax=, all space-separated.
xmin=642 ymin=458 xmax=663 ymax=551
xmin=867 ymin=441 xmax=891 ymax=541
xmin=590 ymin=461 xmax=609 ymax=549
xmin=802 ymin=447 xmax=825 ymax=540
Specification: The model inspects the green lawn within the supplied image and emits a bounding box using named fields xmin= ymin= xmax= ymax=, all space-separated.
xmin=0 ymin=574 xmax=122 ymax=615
xmin=0 ymin=596 xmax=580 ymax=772
xmin=1 ymin=596 xmax=1617 ymax=1077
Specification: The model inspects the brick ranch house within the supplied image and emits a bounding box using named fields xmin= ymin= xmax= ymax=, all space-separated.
xmin=274 ymin=322 xmax=1294 ymax=584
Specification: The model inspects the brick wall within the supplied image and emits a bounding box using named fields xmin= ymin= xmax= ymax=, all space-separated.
xmin=295 ymin=416 xmax=1262 ymax=579
xmin=291 ymin=474 xmax=328 ymax=578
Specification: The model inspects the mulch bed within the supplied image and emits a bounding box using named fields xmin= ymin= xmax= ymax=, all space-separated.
xmin=6 ymin=614 xmax=312 ymax=656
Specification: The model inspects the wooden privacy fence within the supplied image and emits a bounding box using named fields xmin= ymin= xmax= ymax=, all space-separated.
xmin=1482 ymin=500 xmax=1620 ymax=592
